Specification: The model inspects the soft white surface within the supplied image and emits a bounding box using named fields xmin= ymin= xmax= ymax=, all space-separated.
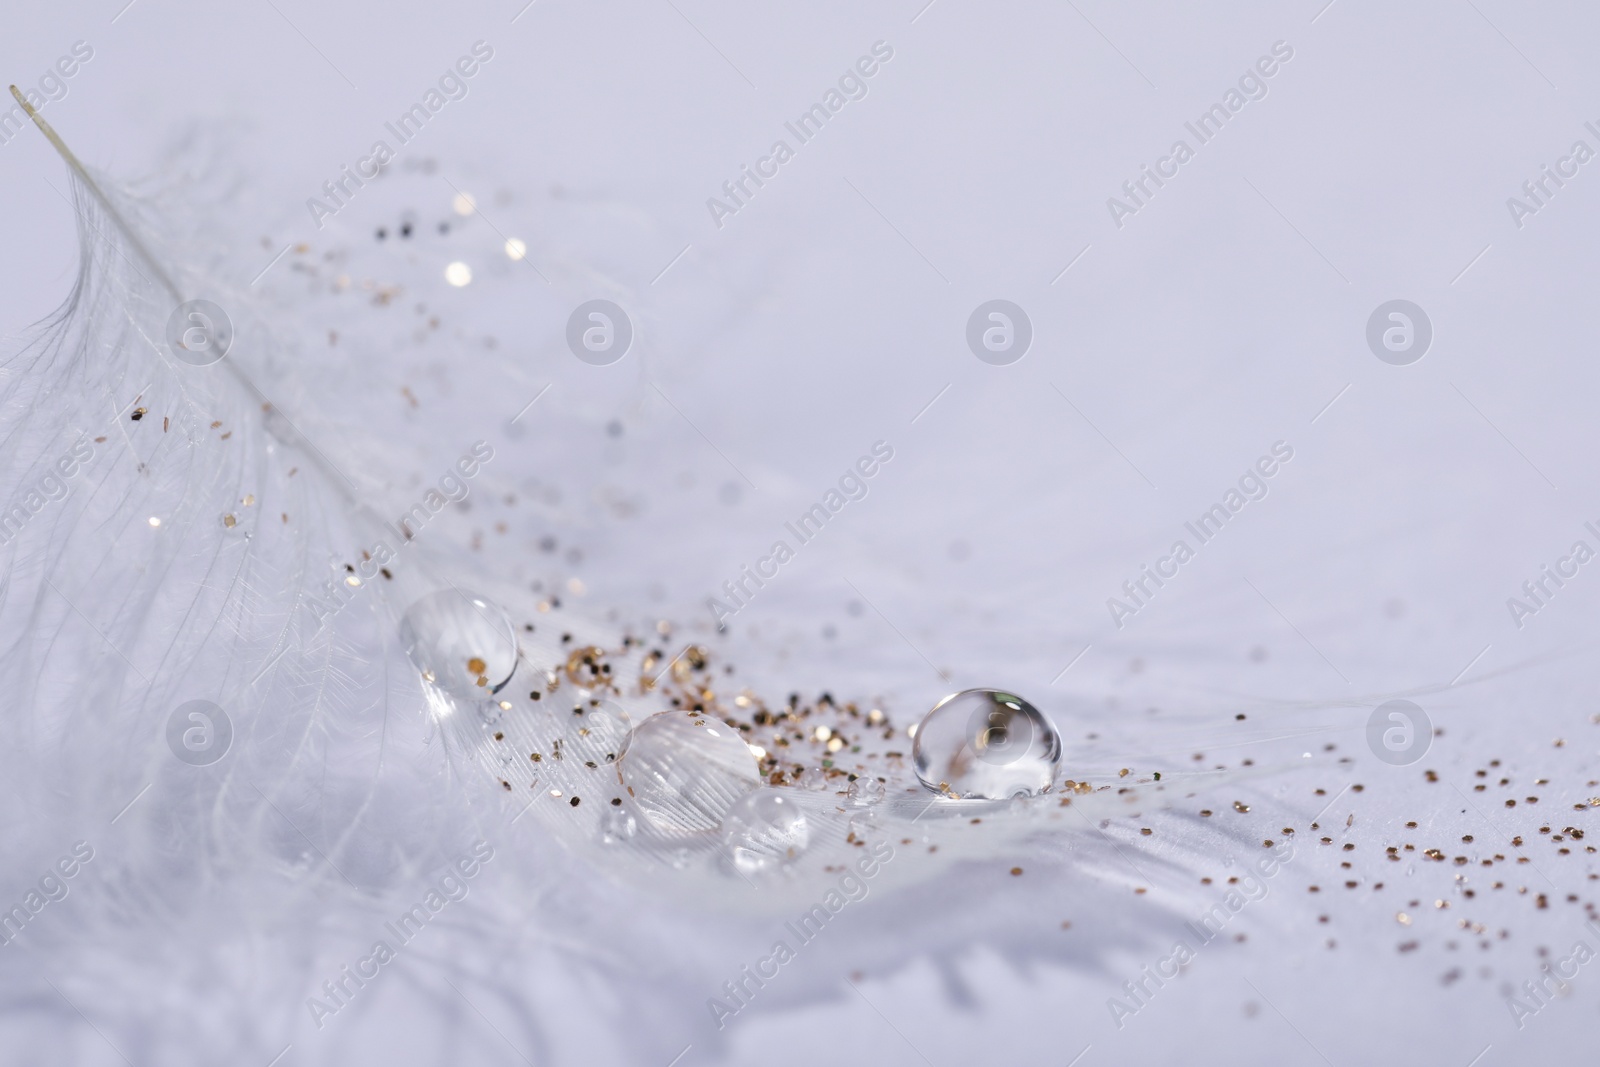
xmin=3 ymin=2 xmax=1599 ymax=1064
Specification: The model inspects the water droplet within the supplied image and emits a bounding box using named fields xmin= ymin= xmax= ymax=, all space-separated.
xmin=721 ymin=789 xmax=810 ymax=874
xmin=847 ymin=776 xmax=885 ymax=806
xmin=618 ymin=711 xmax=760 ymax=835
xmin=565 ymin=700 xmax=632 ymax=765
xmin=601 ymin=807 xmax=637 ymax=843
xmin=912 ymin=688 xmax=1061 ymax=799
xmin=793 ymin=767 xmax=830 ymax=791
xmin=846 ymin=814 xmax=878 ymax=847
xmin=400 ymin=591 xmax=518 ymax=700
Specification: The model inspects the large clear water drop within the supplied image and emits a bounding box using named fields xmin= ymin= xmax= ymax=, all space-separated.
xmin=399 ymin=590 xmax=518 ymax=700
xmin=912 ymin=688 xmax=1061 ymax=799
xmin=720 ymin=789 xmax=810 ymax=874
xmin=618 ymin=711 xmax=760 ymax=835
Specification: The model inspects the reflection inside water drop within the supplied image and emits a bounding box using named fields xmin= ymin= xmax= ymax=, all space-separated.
xmin=399 ymin=590 xmax=519 ymax=700
xmin=912 ymin=688 xmax=1061 ymax=799
xmin=720 ymin=789 xmax=810 ymax=874
xmin=618 ymin=711 xmax=760 ymax=835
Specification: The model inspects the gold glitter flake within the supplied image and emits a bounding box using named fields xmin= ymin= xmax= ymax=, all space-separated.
xmin=565 ymin=646 xmax=608 ymax=689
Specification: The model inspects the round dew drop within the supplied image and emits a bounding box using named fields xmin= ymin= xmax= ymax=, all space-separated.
xmin=618 ymin=711 xmax=760 ymax=835
xmin=846 ymin=776 xmax=885 ymax=805
xmin=720 ymin=789 xmax=810 ymax=874
xmin=566 ymin=699 xmax=633 ymax=766
xmin=399 ymin=590 xmax=519 ymax=701
xmin=912 ymin=689 xmax=1061 ymax=799
xmin=600 ymin=807 xmax=637 ymax=844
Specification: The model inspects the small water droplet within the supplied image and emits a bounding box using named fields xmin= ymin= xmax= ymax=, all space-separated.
xmin=618 ymin=711 xmax=760 ymax=835
xmin=912 ymin=689 xmax=1061 ymax=799
xmin=601 ymin=806 xmax=637 ymax=843
xmin=846 ymin=814 xmax=877 ymax=844
xmin=793 ymin=767 xmax=830 ymax=791
xmin=400 ymin=591 xmax=518 ymax=700
xmin=846 ymin=777 xmax=885 ymax=806
xmin=565 ymin=700 xmax=632 ymax=765
xmin=721 ymin=789 xmax=810 ymax=874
